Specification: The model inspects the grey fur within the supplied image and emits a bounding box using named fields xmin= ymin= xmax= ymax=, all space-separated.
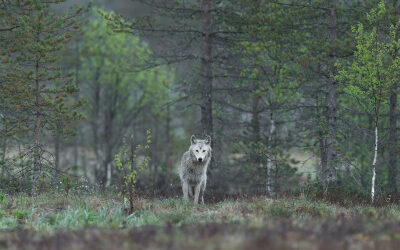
xmin=179 ymin=135 xmax=212 ymax=205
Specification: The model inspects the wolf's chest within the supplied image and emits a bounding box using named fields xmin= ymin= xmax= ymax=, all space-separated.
xmin=185 ymin=165 xmax=205 ymax=181
xmin=187 ymin=165 xmax=203 ymax=175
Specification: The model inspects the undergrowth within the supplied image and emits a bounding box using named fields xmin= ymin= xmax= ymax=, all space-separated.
xmin=0 ymin=191 xmax=399 ymax=232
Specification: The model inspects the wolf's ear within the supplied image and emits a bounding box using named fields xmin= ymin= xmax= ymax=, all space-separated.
xmin=205 ymin=135 xmax=211 ymax=145
xmin=191 ymin=135 xmax=197 ymax=145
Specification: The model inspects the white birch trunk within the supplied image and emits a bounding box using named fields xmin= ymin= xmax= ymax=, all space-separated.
xmin=95 ymin=159 xmax=101 ymax=178
xmin=266 ymin=160 xmax=272 ymax=195
xmin=371 ymin=125 xmax=378 ymax=203
xmin=105 ymin=162 xmax=112 ymax=187
xmin=266 ymin=113 xmax=276 ymax=196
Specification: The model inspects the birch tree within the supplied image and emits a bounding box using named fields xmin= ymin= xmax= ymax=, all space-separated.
xmin=80 ymin=9 xmax=173 ymax=185
xmin=336 ymin=2 xmax=400 ymax=203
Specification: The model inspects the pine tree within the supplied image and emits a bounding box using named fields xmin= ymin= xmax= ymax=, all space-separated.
xmin=100 ymin=1 xmax=243 ymax=174
xmin=231 ymin=0 xmax=301 ymax=196
xmin=1 ymin=0 xmax=85 ymax=194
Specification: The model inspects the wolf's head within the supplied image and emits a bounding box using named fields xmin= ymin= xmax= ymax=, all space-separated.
xmin=189 ymin=135 xmax=212 ymax=163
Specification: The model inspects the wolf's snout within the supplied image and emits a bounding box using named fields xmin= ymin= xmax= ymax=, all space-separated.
xmin=198 ymin=158 xmax=203 ymax=162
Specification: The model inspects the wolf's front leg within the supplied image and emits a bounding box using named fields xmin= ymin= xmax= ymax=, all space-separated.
xmin=194 ymin=183 xmax=202 ymax=205
xmin=182 ymin=182 xmax=189 ymax=201
xmin=200 ymin=179 xmax=207 ymax=205
xmin=188 ymin=185 xmax=194 ymax=197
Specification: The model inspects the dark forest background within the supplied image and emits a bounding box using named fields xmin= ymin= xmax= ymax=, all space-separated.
xmin=1 ymin=0 xmax=400 ymax=203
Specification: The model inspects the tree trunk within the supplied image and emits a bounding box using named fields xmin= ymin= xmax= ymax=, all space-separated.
xmin=54 ymin=132 xmax=60 ymax=175
xmin=92 ymin=73 xmax=101 ymax=183
xmin=73 ymin=139 xmax=78 ymax=168
xmin=371 ymin=124 xmax=378 ymax=203
xmin=150 ymin=116 xmax=159 ymax=182
xmin=105 ymin=162 xmax=112 ymax=187
xmin=266 ymin=112 xmax=275 ymax=196
xmin=165 ymin=104 xmax=172 ymax=170
xmin=128 ymin=132 xmax=136 ymax=214
xmin=103 ymin=87 xmax=117 ymax=186
xmin=274 ymin=155 xmax=279 ymax=199
xmin=81 ymin=141 xmax=88 ymax=178
xmin=389 ymin=83 xmax=398 ymax=194
xmin=251 ymin=93 xmax=261 ymax=165
xmin=32 ymin=54 xmax=41 ymax=195
xmin=1 ymin=105 xmax=7 ymax=178
xmin=316 ymin=95 xmax=328 ymax=184
xmin=1 ymin=137 xmax=6 ymax=178
xmin=388 ymin=0 xmax=399 ymax=194
xmin=200 ymin=0 xmax=213 ymax=139
xmin=103 ymin=116 xmax=113 ymax=187
xmin=324 ymin=0 xmax=338 ymax=187
xmin=73 ymin=42 xmax=80 ymax=172
xmin=103 ymin=123 xmax=113 ymax=187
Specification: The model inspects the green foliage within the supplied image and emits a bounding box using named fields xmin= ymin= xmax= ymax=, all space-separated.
xmin=79 ymin=9 xmax=173 ymax=186
xmin=0 ymin=1 xmax=86 ymax=190
xmin=333 ymin=1 xmax=400 ymax=202
xmin=225 ymin=1 xmax=302 ymax=194
xmin=80 ymin=8 xmax=173 ymax=115
xmin=267 ymin=203 xmax=293 ymax=218
xmin=1 ymin=190 xmax=400 ymax=242
xmin=16 ymin=196 xmax=28 ymax=206
xmin=12 ymin=209 xmax=27 ymax=220
xmin=0 ymin=193 xmax=5 ymax=205
xmin=336 ymin=1 xmax=399 ymax=116
xmin=115 ymin=130 xmax=152 ymax=213
xmin=1 ymin=1 xmax=85 ymax=138
xmin=2 ymin=0 xmax=400 ymax=208
xmin=60 ymin=176 xmax=76 ymax=197
xmin=235 ymin=0 xmax=300 ymax=114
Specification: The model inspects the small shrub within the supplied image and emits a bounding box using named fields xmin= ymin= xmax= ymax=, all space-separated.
xmin=61 ymin=176 xmax=75 ymax=196
xmin=12 ymin=210 xmax=27 ymax=220
xmin=16 ymin=196 xmax=27 ymax=206
xmin=166 ymin=213 xmax=186 ymax=225
xmin=0 ymin=193 xmax=5 ymax=204
xmin=268 ymin=204 xmax=293 ymax=218
xmin=115 ymin=130 xmax=152 ymax=215
xmin=47 ymin=215 xmax=57 ymax=225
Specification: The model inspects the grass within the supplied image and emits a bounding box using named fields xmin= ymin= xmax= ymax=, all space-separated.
xmin=1 ymin=192 xmax=400 ymax=249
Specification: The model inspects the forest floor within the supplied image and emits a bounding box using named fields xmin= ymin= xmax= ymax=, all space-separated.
xmin=0 ymin=192 xmax=399 ymax=249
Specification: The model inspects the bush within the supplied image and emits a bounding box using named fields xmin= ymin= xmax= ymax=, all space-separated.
xmin=268 ymin=203 xmax=293 ymax=218
xmin=12 ymin=210 xmax=27 ymax=220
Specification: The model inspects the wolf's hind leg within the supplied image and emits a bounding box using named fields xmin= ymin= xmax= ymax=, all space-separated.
xmin=182 ymin=182 xmax=189 ymax=201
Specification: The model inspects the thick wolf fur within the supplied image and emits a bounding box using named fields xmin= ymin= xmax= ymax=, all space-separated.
xmin=179 ymin=135 xmax=212 ymax=205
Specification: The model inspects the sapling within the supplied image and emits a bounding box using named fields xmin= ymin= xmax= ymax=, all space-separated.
xmin=114 ymin=130 xmax=151 ymax=214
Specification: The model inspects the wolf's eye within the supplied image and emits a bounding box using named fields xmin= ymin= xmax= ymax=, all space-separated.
xmin=202 ymin=150 xmax=206 ymax=153
xmin=196 ymin=150 xmax=199 ymax=152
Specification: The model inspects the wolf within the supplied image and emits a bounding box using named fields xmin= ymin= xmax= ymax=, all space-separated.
xmin=179 ymin=135 xmax=212 ymax=205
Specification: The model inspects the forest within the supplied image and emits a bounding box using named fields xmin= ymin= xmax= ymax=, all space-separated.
xmin=1 ymin=0 xmax=400 ymax=249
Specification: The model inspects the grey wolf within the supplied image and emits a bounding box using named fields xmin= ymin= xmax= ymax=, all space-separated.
xmin=179 ymin=135 xmax=212 ymax=205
